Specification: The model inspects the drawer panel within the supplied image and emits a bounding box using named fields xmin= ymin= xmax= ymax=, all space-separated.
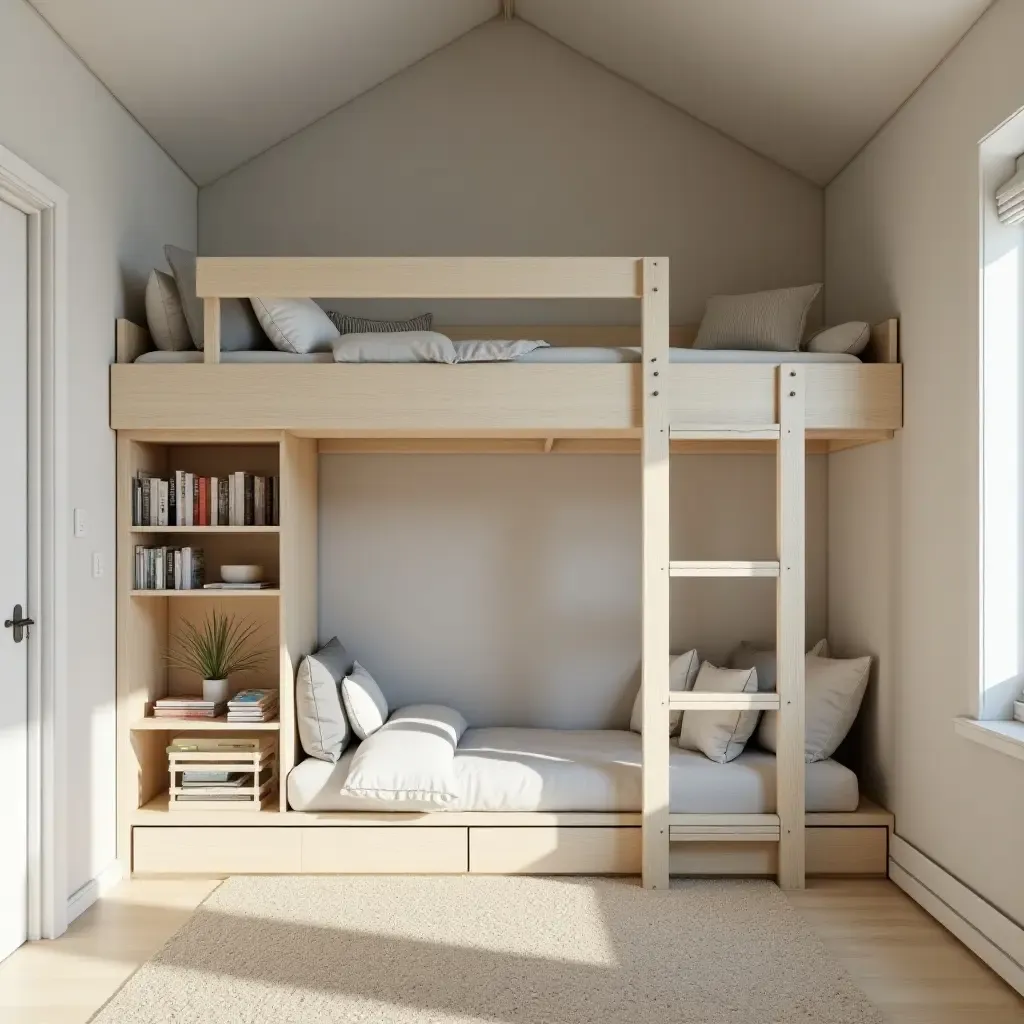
xmin=470 ymin=827 xmax=640 ymax=874
xmin=301 ymin=827 xmax=468 ymax=873
xmin=133 ymin=826 xmax=302 ymax=875
xmin=806 ymin=826 xmax=888 ymax=876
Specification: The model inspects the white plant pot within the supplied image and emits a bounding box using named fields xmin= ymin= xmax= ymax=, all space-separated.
xmin=203 ymin=678 xmax=229 ymax=703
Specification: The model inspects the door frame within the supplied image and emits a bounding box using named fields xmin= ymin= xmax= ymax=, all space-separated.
xmin=0 ymin=143 xmax=69 ymax=940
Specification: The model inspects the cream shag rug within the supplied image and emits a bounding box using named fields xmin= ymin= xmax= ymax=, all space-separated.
xmin=92 ymin=876 xmax=882 ymax=1023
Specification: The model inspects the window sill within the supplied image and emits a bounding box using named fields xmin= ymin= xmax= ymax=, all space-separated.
xmin=954 ymin=716 xmax=1024 ymax=763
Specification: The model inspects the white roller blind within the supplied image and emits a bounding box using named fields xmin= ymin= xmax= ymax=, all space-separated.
xmin=996 ymin=155 xmax=1024 ymax=225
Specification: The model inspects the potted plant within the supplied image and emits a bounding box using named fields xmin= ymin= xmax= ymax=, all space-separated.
xmin=165 ymin=610 xmax=271 ymax=703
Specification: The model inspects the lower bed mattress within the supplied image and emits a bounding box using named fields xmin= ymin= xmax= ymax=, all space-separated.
xmin=287 ymin=727 xmax=859 ymax=814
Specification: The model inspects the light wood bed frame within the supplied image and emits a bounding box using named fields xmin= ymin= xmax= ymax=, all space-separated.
xmin=113 ymin=257 xmax=900 ymax=886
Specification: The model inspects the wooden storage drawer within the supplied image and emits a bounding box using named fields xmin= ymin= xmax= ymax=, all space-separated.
xmin=133 ymin=826 xmax=302 ymax=875
xmin=806 ymin=826 xmax=888 ymax=876
xmin=301 ymin=827 xmax=468 ymax=874
xmin=469 ymin=827 xmax=640 ymax=874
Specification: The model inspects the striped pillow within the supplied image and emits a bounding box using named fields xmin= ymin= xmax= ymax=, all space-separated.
xmin=328 ymin=312 xmax=433 ymax=335
xmin=694 ymin=284 xmax=821 ymax=352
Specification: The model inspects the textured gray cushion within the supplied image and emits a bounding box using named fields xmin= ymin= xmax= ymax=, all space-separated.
xmin=694 ymin=284 xmax=822 ymax=352
xmin=328 ymin=311 xmax=432 ymax=335
xmin=145 ymin=269 xmax=193 ymax=351
xmin=295 ymin=638 xmax=354 ymax=763
xmin=341 ymin=661 xmax=390 ymax=739
xmin=806 ymin=321 xmax=871 ymax=356
xmin=728 ymin=638 xmax=829 ymax=692
xmin=164 ymin=245 xmax=265 ymax=352
xmin=678 ymin=663 xmax=760 ymax=764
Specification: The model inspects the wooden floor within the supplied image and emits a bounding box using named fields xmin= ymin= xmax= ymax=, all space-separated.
xmin=0 ymin=878 xmax=1021 ymax=1023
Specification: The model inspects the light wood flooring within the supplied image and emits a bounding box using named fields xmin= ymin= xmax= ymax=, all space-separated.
xmin=0 ymin=878 xmax=1021 ymax=1023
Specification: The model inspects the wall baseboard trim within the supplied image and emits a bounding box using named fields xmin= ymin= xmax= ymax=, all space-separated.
xmin=890 ymin=834 xmax=1024 ymax=995
xmin=66 ymin=862 xmax=123 ymax=926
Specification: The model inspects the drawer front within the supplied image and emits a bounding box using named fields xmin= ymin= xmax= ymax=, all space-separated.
xmin=806 ymin=827 xmax=888 ymax=876
xmin=133 ymin=827 xmax=302 ymax=875
xmin=301 ymin=827 xmax=468 ymax=874
xmin=470 ymin=827 xmax=640 ymax=874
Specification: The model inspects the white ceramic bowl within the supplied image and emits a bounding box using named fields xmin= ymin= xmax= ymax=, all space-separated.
xmin=219 ymin=564 xmax=264 ymax=584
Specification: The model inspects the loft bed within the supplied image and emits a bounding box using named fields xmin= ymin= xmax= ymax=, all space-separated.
xmin=113 ymin=257 xmax=900 ymax=888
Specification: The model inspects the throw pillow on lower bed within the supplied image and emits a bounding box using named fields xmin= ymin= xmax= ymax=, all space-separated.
xmin=333 ymin=331 xmax=457 ymax=364
xmin=145 ymin=269 xmax=193 ymax=351
xmin=341 ymin=704 xmax=468 ymax=809
xmin=629 ymin=649 xmax=700 ymax=734
xmin=758 ymin=653 xmax=872 ymax=761
xmin=728 ymin=638 xmax=829 ymax=691
xmin=693 ymin=284 xmax=821 ymax=352
xmin=341 ymin=661 xmax=390 ymax=739
xmin=295 ymin=637 xmax=355 ymax=762
xmin=678 ymin=662 xmax=759 ymax=764
xmin=251 ymin=297 xmax=340 ymax=354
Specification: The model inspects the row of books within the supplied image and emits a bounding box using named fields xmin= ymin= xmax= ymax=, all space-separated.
xmin=152 ymin=695 xmax=224 ymax=719
xmin=135 ymin=546 xmax=205 ymax=591
xmin=132 ymin=471 xmax=280 ymax=527
xmin=227 ymin=689 xmax=278 ymax=723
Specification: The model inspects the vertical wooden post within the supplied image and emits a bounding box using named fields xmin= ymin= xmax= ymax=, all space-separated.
xmin=777 ymin=366 xmax=806 ymax=889
xmin=203 ymin=297 xmax=221 ymax=364
xmin=641 ymin=257 xmax=670 ymax=890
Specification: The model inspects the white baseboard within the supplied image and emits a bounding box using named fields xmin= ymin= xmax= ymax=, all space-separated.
xmin=66 ymin=862 xmax=124 ymax=925
xmin=890 ymin=834 xmax=1024 ymax=995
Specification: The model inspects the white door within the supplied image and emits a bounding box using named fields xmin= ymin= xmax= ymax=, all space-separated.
xmin=0 ymin=197 xmax=29 ymax=961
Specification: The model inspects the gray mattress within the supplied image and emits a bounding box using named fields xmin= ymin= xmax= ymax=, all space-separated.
xmin=287 ymin=727 xmax=859 ymax=814
xmin=135 ymin=347 xmax=859 ymax=365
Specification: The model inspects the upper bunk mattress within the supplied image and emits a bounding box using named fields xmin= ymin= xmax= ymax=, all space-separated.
xmin=134 ymin=347 xmax=860 ymax=365
xmin=286 ymin=727 xmax=859 ymax=814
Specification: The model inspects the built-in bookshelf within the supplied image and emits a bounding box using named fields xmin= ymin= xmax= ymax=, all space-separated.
xmin=117 ymin=435 xmax=317 ymax=853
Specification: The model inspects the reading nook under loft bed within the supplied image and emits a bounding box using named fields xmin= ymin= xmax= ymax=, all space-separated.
xmin=112 ymin=256 xmax=901 ymax=889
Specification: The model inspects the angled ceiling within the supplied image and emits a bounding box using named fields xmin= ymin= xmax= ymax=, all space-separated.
xmin=29 ymin=0 xmax=993 ymax=186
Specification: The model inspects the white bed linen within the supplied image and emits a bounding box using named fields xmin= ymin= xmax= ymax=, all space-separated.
xmin=134 ymin=347 xmax=859 ymax=365
xmin=287 ymin=727 xmax=859 ymax=813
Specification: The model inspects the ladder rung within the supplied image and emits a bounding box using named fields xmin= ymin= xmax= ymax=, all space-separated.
xmin=670 ymin=560 xmax=779 ymax=578
xmin=670 ymin=826 xmax=781 ymax=842
xmin=669 ymin=425 xmax=780 ymax=441
xmin=668 ymin=692 xmax=780 ymax=711
xmin=669 ymin=813 xmax=779 ymax=827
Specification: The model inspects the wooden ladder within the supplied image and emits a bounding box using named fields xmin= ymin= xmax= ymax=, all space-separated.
xmin=639 ymin=258 xmax=806 ymax=891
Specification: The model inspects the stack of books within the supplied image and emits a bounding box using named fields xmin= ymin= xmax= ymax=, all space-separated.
xmin=134 ymin=545 xmax=204 ymax=590
xmin=226 ymin=689 xmax=278 ymax=723
xmin=152 ymin=695 xmax=226 ymax=720
xmin=132 ymin=470 xmax=280 ymax=527
xmin=175 ymin=770 xmax=251 ymax=802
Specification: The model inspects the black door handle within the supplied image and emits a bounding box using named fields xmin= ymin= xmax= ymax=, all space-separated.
xmin=5 ymin=604 xmax=34 ymax=643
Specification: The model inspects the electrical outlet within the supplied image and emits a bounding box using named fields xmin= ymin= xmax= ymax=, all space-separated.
xmin=92 ymin=552 xmax=103 ymax=579
xmin=73 ymin=508 xmax=86 ymax=538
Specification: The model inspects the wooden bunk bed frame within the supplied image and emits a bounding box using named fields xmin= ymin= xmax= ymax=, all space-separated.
xmin=113 ymin=257 xmax=900 ymax=887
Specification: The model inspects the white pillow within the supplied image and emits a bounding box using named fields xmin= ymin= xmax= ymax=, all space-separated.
xmin=678 ymin=662 xmax=760 ymax=764
xmin=145 ymin=269 xmax=193 ymax=351
xmin=294 ymin=637 xmax=353 ymax=762
xmin=340 ymin=661 xmax=389 ymax=739
xmin=453 ymin=339 xmax=548 ymax=362
xmin=251 ymin=297 xmax=340 ymax=354
xmin=333 ymin=331 xmax=457 ymax=364
xmin=728 ymin=638 xmax=829 ymax=691
xmin=341 ymin=704 xmax=468 ymax=809
xmin=694 ymin=284 xmax=822 ymax=352
xmin=758 ymin=653 xmax=872 ymax=761
xmin=806 ymin=321 xmax=870 ymax=356
xmin=629 ymin=649 xmax=700 ymax=734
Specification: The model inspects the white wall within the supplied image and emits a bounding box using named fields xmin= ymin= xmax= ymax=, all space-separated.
xmin=0 ymin=0 xmax=196 ymax=897
xmin=825 ymin=0 xmax=1024 ymax=924
xmin=200 ymin=18 xmax=825 ymax=725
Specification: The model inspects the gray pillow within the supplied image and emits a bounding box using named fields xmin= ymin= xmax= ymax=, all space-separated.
xmin=145 ymin=269 xmax=193 ymax=351
xmin=341 ymin=661 xmax=390 ymax=739
xmin=729 ymin=638 xmax=829 ymax=691
xmin=694 ymin=284 xmax=822 ymax=352
xmin=295 ymin=637 xmax=354 ymax=763
xmin=328 ymin=311 xmax=432 ymax=335
xmin=806 ymin=321 xmax=871 ymax=356
xmin=333 ymin=331 xmax=457 ymax=364
xmin=163 ymin=245 xmax=265 ymax=352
